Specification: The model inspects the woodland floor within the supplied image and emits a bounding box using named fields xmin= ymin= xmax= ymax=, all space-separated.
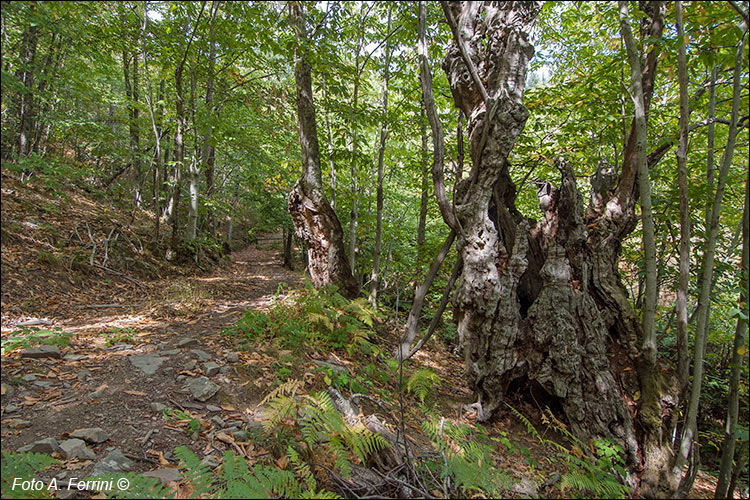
xmin=0 ymin=170 xmax=733 ymax=499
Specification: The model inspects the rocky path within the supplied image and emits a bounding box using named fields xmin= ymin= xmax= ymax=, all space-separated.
xmin=0 ymin=242 xmax=303 ymax=496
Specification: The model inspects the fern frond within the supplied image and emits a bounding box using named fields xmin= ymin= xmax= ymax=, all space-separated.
xmin=406 ymin=369 xmax=441 ymax=404
xmin=259 ymin=379 xmax=303 ymax=406
xmin=505 ymin=402 xmax=542 ymax=443
xmin=1 ymin=451 xmax=60 ymax=499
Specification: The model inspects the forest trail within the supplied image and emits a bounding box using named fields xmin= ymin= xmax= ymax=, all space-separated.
xmin=1 ymin=239 xmax=306 ymax=480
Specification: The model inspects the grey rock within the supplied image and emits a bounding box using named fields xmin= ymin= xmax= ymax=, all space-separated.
xmin=219 ymin=367 xmax=232 ymax=375
xmin=176 ymin=375 xmax=187 ymax=382
xmin=4 ymin=404 xmax=20 ymax=413
xmin=232 ymin=430 xmax=251 ymax=441
xmin=203 ymin=362 xmax=220 ymax=377
xmin=225 ymin=352 xmax=239 ymax=363
xmin=20 ymin=345 xmax=61 ymax=359
xmin=190 ymin=349 xmax=211 ymax=362
xmin=63 ymin=354 xmax=88 ymax=361
xmin=210 ymin=416 xmax=225 ymax=428
xmin=21 ymin=374 xmax=37 ymax=382
xmin=142 ymin=468 xmax=182 ymax=484
xmin=177 ymin=338 xmax=198 ymax=348
xmin=89 ymin=388 xmax=107 ymax=400
xmin=18 ymin=437 xmax=60 ymax=454
xmin=91 ymin=449 xmax=132 ymax=476
xmin=71 ymin=427 xmax=109 ymax=444
xmin=183 ymin=359 xmax=197 ymax=370
xmin=55 ymin=489 xmax=77 ymax=499
xmin=151 ymin=402 xmax=167 ymax=413
xmin=77 ymin=369 xmax=91 ymax=381
xmin=205 ymin=405 xmax=221 ymax=412
xmin=512 ymin=478 xmax=539 ymax=499
xmin=182 ymin=377 xmax=220 ymax=402
xmin=4 ymin=418 xmax=32 ymax=429
xmin=161 ymin=349 xmax=180 ymax=356
xmin=130 ymin=354 xmax=167 ymax=376
xmin=201 ymin=455 xmax=220 ymax=469
xmin=33 ymin=380 xmax=54 ymax=389
xmin=59 ymin=439 xmax=96 ymax=460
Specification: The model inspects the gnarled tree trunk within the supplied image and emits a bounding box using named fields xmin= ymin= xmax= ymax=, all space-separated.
xmin=288 ymin=2 xmax=358 ymax=299
xmin=430 ymin=1 xmax=678 ymax=495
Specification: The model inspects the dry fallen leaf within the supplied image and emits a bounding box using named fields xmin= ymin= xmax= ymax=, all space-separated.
xmin=123 ymin=390 xmax=147 ymax=396
xmin=216 ymin=432 xmax=234 ymax=444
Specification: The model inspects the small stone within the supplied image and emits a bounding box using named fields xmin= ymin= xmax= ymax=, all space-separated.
xmin=21 ymin=374 xmax=37 ymax=382
xmin=91 ymin=448 xmax=132 ymax=476
xmin=89 ymin=388 xmax=107 ymax=400
xmin=4 ymin=419 xmax=32 ymax=429
xmin=56 ymin=489 xmax=77 ymax=499
xmin=201 ymin=455 xmax=220 ymax=469
xmin=205 ymin=405 xmax=221 ymax=412
xmin=161 ymin=349 xmax=180 ymax=356
xmin=177 ymin=338 xmax=198 ymax=348
xmin=220 ymin=366 xmax=233 ymax=375
xmin=225 ymin=352 xmax=239 ymax=363
xmin=60 ymin=439 xmax=96 ymax=460
xmin=20 ymin=345 xmax=61 ymax=359
xmin=513 ymin=477 xmax=539 ymax=499
xmin=19 ymin=437 xmax=60 ymax=454
xmin=130 ymin=354 xmax=167 ymax=376
xmin=4 ymin=404 xmax=20 ymax=413
xmin=182 ymin=377 xmax=220 ymax=402
xmin=183 ymin=359 xmax=197 ymax=370
xmin=176 ymin=375 xmax=187 ymax=382
xmin=142 ymin=468 xmax=182 ymax=484
xmin=33 ymin=380 xmax=54 ymax=389
xmin=77 ymin=369 xmax=91 ymax=381
xmin=190 ymin=349 xmax=211 ymax=362
xmin=151 ymin=402 xmax=167 ymax=413
xmin=210 ymin=416 xmax=225 ymax=428
xmin=63 ymin=354 xmax=88 ymax=361
xmin=232 ymin=430 xmax=251 ymax=441
xmin=71 ymin=427 xmax=109 ymax=444
xmin=1 ymin=384 xmax=14 ymax=396
xmin=203 ymin=362 xmax=220 ymax=377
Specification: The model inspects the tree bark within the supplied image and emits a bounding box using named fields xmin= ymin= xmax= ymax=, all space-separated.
xmin=715 ymin=174 xmax=748 ymax=499
xmin=417 ymin=103 xmax=429 ymax=251
xmin=287 ymin=1 xmax=358 ymax=299
xmin=428 ymin=1 xmax=680 ymax=495
xmin=674 ymin=23 xmax=746 ymax=494
xmin=369 ymin=5 xmax=393 ymax=309
xmin=123 ymin=42 xmax=142 ymax=208
xmin=674 ymin=0 xmax=691 ymax=400
xmin=16 ymin=15 xmax=38 ymax=158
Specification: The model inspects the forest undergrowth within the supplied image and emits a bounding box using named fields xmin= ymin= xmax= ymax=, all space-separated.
xmin=1 ymin=166 xmax=736 ymax=499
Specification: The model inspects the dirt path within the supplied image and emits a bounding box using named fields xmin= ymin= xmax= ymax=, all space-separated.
xmin=1 ymin=242 xmax=304 ymax=484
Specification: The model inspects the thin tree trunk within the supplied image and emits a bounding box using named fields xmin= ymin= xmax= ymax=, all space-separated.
xmin=287 ymin=1 xmax=358 ymax=298
xmin=348 ymin=2 xmax=367 ymax=279
xmin=31 ymin=32 xmax=62 ymax=154
xmin=673 ymin=23 xmax=746 ymax=494
xmin=200 ymin=1 xmax=219 ymax=239
xmin=186 ymin=59 xmax=200 ymax=242
xmin=715 ymin=175 xmax=748 ymax=498
xmin=140 ymin=4 xmax=162 ymax=244
xmin=674 ymin=0 xmax=691 ymax=400
xmin=369 ymin=5 xmax=393 ymax=309
xmin=16 ymin=18 xmax=38 ymax=158
xmin=171 ymin=3 xmax=205 ymax=250
xmin=417 ymin=103 xmax=429 ymax=251
xmin=123 ymin=46 xmax=142 ymax=208
xmin=323 ymin=75 xmax=337 ymax=211
xmin=397 ymin=230 xmax=455 ymax=360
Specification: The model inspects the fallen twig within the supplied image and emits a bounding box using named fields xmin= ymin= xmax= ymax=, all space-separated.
xmin=91 ymin=263 xmax=145 ymax=288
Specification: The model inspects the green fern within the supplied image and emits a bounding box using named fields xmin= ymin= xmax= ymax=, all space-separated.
xmin=89 ymin=473 xmax=172 ymax=499
xmin=1 ymin=451 xmax=59 ymax=499
xmin=421 ymin=418 xmax=511 ymax=497
xmin=406 ymin=369 xmax=441 ymax=404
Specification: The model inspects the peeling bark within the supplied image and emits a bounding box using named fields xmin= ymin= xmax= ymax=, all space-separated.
xmin=288 ymin=2 xmax=358 ymax=299
xmin=428 ymin=1 xmax=679 ymax=495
